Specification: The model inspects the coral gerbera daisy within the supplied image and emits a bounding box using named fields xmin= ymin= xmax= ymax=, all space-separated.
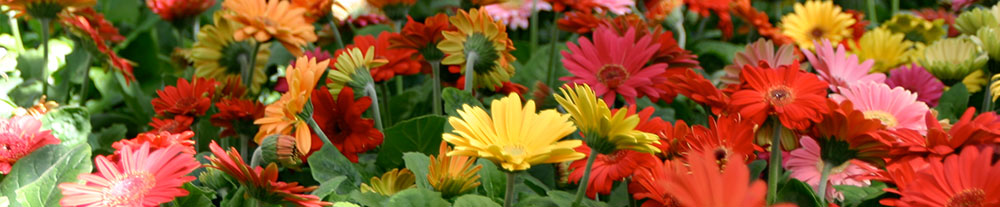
xmin=148 ymin=115 xmax=194 ymax=134
xmin=784 ymin=136 xmax=876 ymax=200
xmin=896 ymin=146 xmax=1000 ymax=207
xmin=147 ymin=0 xmax=214 ymax=21
xmin=428 ymin=141 xmax=482 ymax=198
xmin=205 ymin=141 xmax=331 ymax=206
xmin=151 ymin=77 xmax=218 ymax=117
xmin=832 ymin=81 xmax=929 ymax=133
xmin=803 ymin=39 xmax=884 ymax=91
xmin=665 ymin=149 xmax=769 ymax=207
xmin=849 ymin=27 xmax=914 ymax=73
xmin=310 ymin=87 xmax=383 ymax=162
xmin=222 ymin=0 xmax=317 ymax=56
xmin=443 ymin=93 xmax=583 ymax=171
xmin=59 ymin=143 xmax=199 ymax=207
xmin=438 ymin=8 xmax=517 ymax=91
xmin=484 ymin=0 xmax=552 ymax=29
xmin=0 ymin=115 xmax=60 ymax=174
xmin=342 ymin=32 xmax=423 ymax=82
xmin=779 ymin=0 xmax=856 ymax=50
xmin=255 ymin=56 xmax=330 ymax=154
xmin=885 ymin=64 xmax=945 ymax=107
xmin=722 ymin=38 xmax=797 ymax=85
xmin=189 ymin=12 xmax=271 ymax=93
xmin=729 ymin=64 xmax=830 ymax=130
xmin=568 ymin=146 xmax=659 ymax=198
xmin=561 ymin=26 xmax=667 ymax=104
xmin=111 ymin=131 xmax=196 ymax=159
xmin=555 ymin=84 xmax=661 ymax=154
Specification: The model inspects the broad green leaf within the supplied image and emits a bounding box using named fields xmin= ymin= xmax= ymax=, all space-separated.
xmin=748 ymin=160 xmax=767 ymax=181
xmin=544 ymin=190 xmax=606 ymax=207
xmin=383 ymin=188 xmax=450 ymax=207
xmin=935 ymin=83 xmax=970 ymax=121
xmin=99 ymin=0 xmax=140 ymax=24
xmin=442 ymin=88 xmax=483 ymax=117
xmin=309 ymin=143 xmax=364 ymax=188
xmin=834 ymin=181 xmax=888 ymax=207
xmin=4 ymin=144 xmax=92 ymax=207
xmin=41 ymin=106 xmax=91 ymax=147
xmin=453 ymin=194 xmax=501 ymax=207
xmin=606 ymin=181 xmax=629 ymax=207
xmin=375 ymin=115 xmax=447 ymax=169
xmin=386 ymin=81 xmax=433 ymax=125
xmin=312 ymin=176 xmax=348 ymax=199
xmin=402 ymin=152 xmax=432 ymax=189
xmin=776 ymin=179 xmax=823 ymax=207
xmin=349 ymin=191 xmax=388 ymax=207
xmin=171 ymin=183 xmax=216 ymax=207
xmin=476 ymin=159 xmax=507 ymax=200
xmin=87 ymin=124 xmax=127 ymax=156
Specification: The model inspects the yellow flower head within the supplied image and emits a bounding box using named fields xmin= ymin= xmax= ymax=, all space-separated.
xmin=920 ymin=38 xmax=989 ymax=84
xmin=554 ymin=84 xmax=661 ymax=154
xmin=428 ymin=141 xmax=482 ymax=197
xmin=991 ymin=74 xmax=1000 ymax=102
xmin=254 ymin=56 xmax=330 ymax=154
xmin=189 ymin=12 xmax=271 ymax=93
xmin=443 ymin=93 xmax=582 ymax=171
xmin=963 ymin=70 xmax=988 ymax=93
xmin=361 ymin=168 xmax=416 ymax=196
xmin=881 ymin=14 xmax=947 ymax=44
xmin=850 ymin=27 xmax=914 ymax=73
xmin=779 ymin=1 xmax=856 ymax=50
xmin=222 ymin=0 xmax=318 ymax=56
xmin=328 ymin=46 xmax=388 ymax=93
xmin=437 ymin=8 xmax=517 ymax=90
xmin=955 ymin=7 xmax=998 ymax=35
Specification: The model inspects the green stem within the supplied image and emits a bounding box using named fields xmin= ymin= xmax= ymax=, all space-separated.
xmin=328 ymin=16 xmax=345 ymax=49
xmin=431 ymin=60 xmax=443 ymax=115
xmin=504 ymin=171 xmax=517 ymax=207
xmin=249 ymin=146 xmax=263 ymax=167
xmin=984 ymin=61 xmax=996 ymax=112
xmin=365 ymin=83 xmax=385 ymax=132
xmin=529 ymin=0 xmax=539 ymax=53
xmin=395 ymin=77 xmax=403 ymax=95
xmin=79 ymin=61 xmax=91 ymax=104
xmin=891 ymin=0 xmax=899 ymax=16
xmin=571 ymin=153 xmax=598 ymax=207
xmin=239 ymin=133 xmax=250 ymax=161
xmin=867 ymin=0 xmax=878 ymax=26
xmin=546 ymin=14 xmax=560 ymax=89
xmin=464 ymin=52 xmax=478 ymax=93
xmin=193 ymin=18 xmax=200 ymax=40
xmin=40 ymin=18 xmax=51 ymax=97
xmin=817 ymin=161 xmax=833 ymax=203
xmin=766 ymin=119 xmax=783 ymax=204
xmin=671 ymin=20 xmax=686 ymax=49
xmin=8 ymin=12 xmax=24 ymax=52
xmin=241 ymin=41 xmax=261 ymax=90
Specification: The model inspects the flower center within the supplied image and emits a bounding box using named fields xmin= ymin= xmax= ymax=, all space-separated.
xmin=0 ymin=133 xmax=32 ymax=162
xmin=863 ymin=110 xmax=899 ymax=128
xmin=597 ymin=64 xmax=629 ymax=88
xmin=811 ymin=27 xmax=825 ymax=39
xmin=503 ymin=145 xmax=525 ymax=156
xmin=947 ymin=188 xmax=986 ymax=207
xmin=219 ymin=41 xmax=257 ymax=74
xmin=765 ymin=86 xmax=796 ymax=107
xmin=102 ymin=172 xmax=155 ymax=206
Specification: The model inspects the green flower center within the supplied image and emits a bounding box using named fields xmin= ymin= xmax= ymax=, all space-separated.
xmin=219 ymin=41 xmax=256 ymax=74
xmin=464 ymin=33 xmax=501 ymax=75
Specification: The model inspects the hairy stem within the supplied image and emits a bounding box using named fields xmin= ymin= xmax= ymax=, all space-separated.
xmin=365 ymin=83 xmax=385 ymax=132
xmin=572 ymin=153 xmax=598 ymax=207
xmin=464 ymin=52 xmax=478 ymax=93
xmin=504 ymin=171 xmax=517 ymax=207
xmin=817 ymin=162 xmax=833 ymax=203
xmin=767 ymin=120 xmax=783 ymax=204
xmin=431 ymin=60 xmax=443 ymax=114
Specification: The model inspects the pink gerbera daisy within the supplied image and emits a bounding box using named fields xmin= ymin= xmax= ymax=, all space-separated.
xmin=0 ymin=115 xmax=60 ymax=174
xmin=561 ymin=25 xmax=667 ymax=104
xmin=784 ymin=136 xmax=876 ymax=201
xmin=59 ymin=143 xmax=199 ymax=207
xmin=832 ymin=81 xmax=929 ymax=133
xmin=884 ymin=64 xmax=946 ymax=107
xmin=803 ymin=39 xmax=884 ymax=91
xmin=484 ymin=0 xmax=552 ymax=29
xmin=593 ymin=0 xmax=633 ymax=15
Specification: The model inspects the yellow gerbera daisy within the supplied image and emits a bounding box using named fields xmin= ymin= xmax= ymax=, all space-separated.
xmin=779 ymin=1 xmax=856 ymax=50
xmin=222 ymin=0 xmax=317 ymax=56
xmin=850 ymin=27 xmax=914 ymax=73
xmin=254 ymin=56 xmax=330 ymax=154
xmin=437 ymin=8 xmax=517 ymax=90
xmin=442 ymin=93 xmax=582 ymax=171
xmin=361 ymin=168 xmax=416 ymax=196
xmin=188 ymin=12 xmax=271 ymax=93
xmin=963 ymin=70 xmax=988 ymax=93
xmin=991 ymin=74 xmax=1000 ymax=102
xmin=554 ymin=84 xmax=661 ymax=154
xmin=428 ymin=141 xmax=481 ymax=197
xmin=328 ymin=46 xmax=388 ymax=93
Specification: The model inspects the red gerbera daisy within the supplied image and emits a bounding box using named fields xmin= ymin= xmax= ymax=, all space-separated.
xmin=812 ymin=100 xmax=892 ymax=166
xmin=390 ymin=14 xmax=453 ymax=62
xmin=212 ymin=98 xmax=266 ymax=138
xmin=152 ymin=77 xmax=218 ymax=117
xmin=915 ymin=8 xmax=960 ymax=37
xmin=561 ymin=25 xmax=668 ymax=104
xmin=889 ymin=108 xmax=1000 ymax=161
xmin=60 ymin=8 xmax=134 ymax=82
xmin=569 ymin=145 xmax=659 ymax=198
xmin=59 ymin=143 xmax=199 ymax=207
xmin=310 ymin=87 xmax=384 ymax=162
xmin=111 ymin=131 xmax=196 ymax=159
xmin=341 ymin=32 xmax=423 ymax=82
xmin=684 ymin=0 xmax=732 ymax=39
xmin=205 ymin=141 xmax=331 ymax=207
xmin=896 ymin=146 xmax=1000 ymax=207
xmin=147 ymin=0 xmax=214 ymax=21
xmin=875 ymin=157 xmax=930 ymax=206
xmin=665 ymin=149 xmax=769 ymax=207
xmin=148 ymin=115 xmax=193 ymax=133
xmin=729 ymin=63 xmax=830 ymax=130
xmin=557 ymin=11 xmax=604 ymax=34
xmin=730 ymin=0 xmax=793 ymax=45
xmin=546 ymin=0 xmax=600 ymax=12
xmin=629 ymin=159 xmax=682 ymax=207
xmin=661 ymin=68 xmax=729 ymax=113
xmin=0 ymin=115 xmax=60 ymax=174
xmin=683 ymin=114 xmax=758 ymax=163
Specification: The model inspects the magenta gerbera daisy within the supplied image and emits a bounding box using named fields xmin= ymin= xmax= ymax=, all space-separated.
xmin=803 ymin=39 xmax=884 ymax=91
xmin=560 ymin=25 xmax=667 ymax=104
xmin=832 ymin=81 xmax=929 ymax=133
xmin=885 ymin=64 xmax=946 ymax=107
xmin=0 ymin=115 xmax=60 ymax=174
xmin=59 ymin=143 xmax=199 ymax=207
xmin=784 ymin=136 xmax=876 ymax=201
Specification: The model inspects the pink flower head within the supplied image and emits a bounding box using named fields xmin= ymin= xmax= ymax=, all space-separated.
xmin=147 ymin=0 xmax=215 ymax=21
xmin=0 ymin=115 xmax=60 ymax=174
xmin=722 ymin=38 xmax=798 ymax=84
xmin=784 ymin=136 xmax=876 ymax=200
xmin=885 ymin=64 xmax=945 ymax=107
xmin=59 ymin=143 xmax=199 ymax=206
xmin=484 ymin=0 xmax=552 ymax=29
xmin=832 ymin=81 xmax=929 ymax=133
xmin=803 ymin=39 xmax=884 ymax=91
xmin=561 ymin=25 xmax=667 ymax=104
xmin=593 ymin=0 xmax=633 ymax=15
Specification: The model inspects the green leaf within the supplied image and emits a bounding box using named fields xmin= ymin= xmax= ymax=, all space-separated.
xmin=476 ymin=159 xmax=507 ymax=200
xmin=349 ymin=191 xmax=388 ymax=207
xmin=453 ymin=194 xmax=501 ymax=207
xmin=312 ymin=176 xmax=348 ymax=199
xmin=776 ymin=179 xmax=823 ymax=207
xmin=834 ymin=181 xmax=888 ymax=207
xmin=87 ymin=124 xmax=127 ymax=155
xmin=402 ymin=152 xmax=432 ymax=189
xmin=375 ymin=115 xmax=447 ymax=169
xmin=1 ymin=144 xmax=92 ymax=207
xmin=41 ymin=106 xmax=91 ymax=147
xmin=309 ymin=143 xmax=364 ymax=189
xmin=383 ymin=188 xmax=450 ymax=207
xmin=935 ymin=83 xmax=970 ymax=121
xmin=171 ymin=183 xmax=216 ymax=207
xmin=748 ymin=160 xmax=767 ymax=181
xmin=442 ymin=88 xmax=483 ymax=117
xmin=386 ymin=81 xmax=433 ymax=125
xmin=99 ymin=0 xmax=140 ymax=24
xmin=544 ymin=190 xmax=606 ymax=207
xmin=355 ymin=25 xmax=394 ymax=37
xmin=606 ymin=181 xmax=629 ymax=207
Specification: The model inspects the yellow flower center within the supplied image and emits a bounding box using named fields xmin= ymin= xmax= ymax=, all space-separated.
xmin=947 ymin=188 xmax=986 ymax=207
xmin=863 ymin=110 xmax=899 ymax=128
xmin=765 ymin=86 xmax=796 ymax=107
xmin=598 ymin=64 xmax=629 ymax=88
xmin=503 ymin=145 xmax=526 ymax=156
xmin=103 ymin=172 xmax=155 ymax=206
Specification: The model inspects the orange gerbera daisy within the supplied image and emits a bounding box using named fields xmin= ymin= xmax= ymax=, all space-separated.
xmin=342 ymin=32 xmax=422 ymax=82
xmin=889 ymin=108 xmax=1000 ymax=161
xmin=683 ymin=114 xmax=758 ymax=163
xmin=205 ymin=141 xmax=331 ymax=207
xmin=59 ymin=143 xmax=199 ymax=207
xmin=151 ymin=78 xmax=218 ymax=117
xmin=255 ymin=56 xmax=329 ymax=154
xmin=110 ymin=131 xmax=196 ymax=159
xmin=390 ymin=14 xmax=453 ymax=61
xmin=222 ymin=0 xmax=317 ymax=56
xmin=661 ymin=68 xmax=729 ymax=114
xmin=729 ymin=63 xmax=830 ymax=130
xmin=628 ymin=159 xmax=681 ymax=207
xmin=896 ymin=146 xmax=1000 ymax=207
xmin=812 ymin=100 xmax=892 ymax=166
xmin=665 ymin=149 xmax=769 ymax=207
xmin=568 ymin=146 xmax=659 ymax=198
xmin=291 ymin=0 xmax=332 ymax=22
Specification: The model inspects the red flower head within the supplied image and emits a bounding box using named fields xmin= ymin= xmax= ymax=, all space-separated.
xmin=557 ymin=11 xmax=604 ymax=34
xmin=650 ymin=29 xmax=699 ymax=70
xmin=644 ymin=0 xmax=682 ymax=22
xmin=391 ymin=14 xmax=453 ymax=62
xmin=895 ymin=146 xmax=1000 ymax=207
xmin=660 ymin=68 xmax=729 ymax=113
xmin=813 ymin=100 xmax=892 ymax=166
xmin=152 ymin=77 xmax=218 ymax=117
xmin=310 ymin=87 xmax=383 ymax=162
xmin=683 ymin=114 xmax=759 ymax=163
xmin=206 ymin=141 xmax=331 ymax=206
xmin=292 ymin=0 xmax=333 ymax=23
xmin=147 ymin=0 xmax=214 ymax=21
xmin=546 ymin=0 xmax=600 ymax=12
xmin=0 ymin=115 xmax=60 ymax=174
xmin=212 ymin=98 xmax=266 ymax=138
xmin=628 ymin=159 xmax=681 ymax=207
xmin=890 ymin=108 xmax=1000 ymax=161
xmin=60 ymin=8 xmax=134 ymax=82
xmin=111 ymin=131 xmax=196 ymax=159
xmin=730 ymin=0 xmax=794 ymax=45
xmin=569 ymin=145 xmax=659 ymax=198
xmin=915 ymin=8 xmax=960 ymax=37
xmin=341 ymin=32 xmax=423 ymax=82
xmin=667 ymin=148 xmax=769 ymax=207
xmin=845 ymin=10 xmax=870 ymax=42
xmin=684 ymin=0 xmax=732 ymax=39
xmin=216 ymin=76 xmax=249 ymax=100
xmin=149 ymin=115 xmax=194 ymax=133
xmin=729 ymin=63 xmax=830 ymax=130
xmin=876 ymin=157 xmax=930 ymax=206
xmin=561 ymin=25 xmax=668 ymax=104
xmin=60 ymin=143 xmax=199 ymax=207
xmin=491 ymin=81 xmax=528 ymax=96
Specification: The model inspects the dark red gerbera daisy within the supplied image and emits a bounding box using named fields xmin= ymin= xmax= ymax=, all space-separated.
xmin=340 ymin=32 xmax=423 ymax=82
xmin=569 ymin=145 xmax=660 ymax=198
xmin=729 ymin=64 xmax=829 ymax=130
xmin=149 ymin=115 xmax=194 ymax=134
xmin=152 ymin=77 xmax=218 ymax=116
xmin=212 ymin=98 xmax=266 ymax=138
xmin=390 ymin=14 xmax=453 ymax=62
xmin=310 ymin=87 xmax=384 ymax=162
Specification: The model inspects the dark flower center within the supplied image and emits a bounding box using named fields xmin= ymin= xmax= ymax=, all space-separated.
xmin=765 ymin=86 xmax=795 ymax=107
xmin=598 ymin=64 xmax=629 ymax=88
xmin=811 ymin=28 xmax=825 ymax=39
xmin=947 ymin=188 xmax=986 ymax=207
xmin=0 ymin=133 xmax=31 ymax=162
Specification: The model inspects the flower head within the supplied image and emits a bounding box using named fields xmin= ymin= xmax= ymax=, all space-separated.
xmin=779 ymin=1 xmax=856 ymax=50
xmin=920 ymin=38 xmax=989 ymax=84
xmin=391 ymin=14 xmax=453 ymax=61
xmin=914 ymin=8 xmax=960 ymax=37
xmin=255 ymin=56 xmax=330 ymax=154
xmin=882 ymin=14 xmax=949 ymax=43
xmin=438 ymin=8 xmax=518 ymax=90
xmin=560 ymin=26 xmax=667 ymax=104
xmin=149 ymin=115 xmax=194 ymax=133
xmin=684 ymin=0 xmax=732 ymax=38
xmin=889 ymin=108 xmax=1000 ymax=160
xmin=723 ymin=38 xmax=798 ymax=85
xmin=212 ymin=98 xmax=265 ymax=137
xmin=683 ymin=114 xmax=758 ymax=163
xmin=896 ymin=146 xmax=1000 ymax=207
xmin=784 ymin=136 xmax=876 ymax=200
xmin=484 ymin=0 xmax=552 ymax=29
xmin=428 ymin=141 xmax=482 ymax=197
xmin=885 ymin=64 xmax=945 ymax=107
xmin=849 ymin=27 xmax=915 ymax=73
xmin=111 ymin=131 xmax=196 ymax=159
xmin=0 ymin=115 xmax=59 ymax=174
xmin=205 ymin=141 xmax=330 ymax=206
xmin=342 ymin=32 xmax=422 ymax=82
xmin=443 ymin=93 xmax=583 ymax=171
xmin=361 ymin=168 xmax=416 ymax=196
xmin=955 ymin=7 xmax=997 ymax=35
xmin=189 ymin=12 xmax=271 ymax=93
xmin=60 ymin=8 xmax=134 ymax=82
xmin=832 ymin=81 xmax=929 ymax=133
xmin=328 ymin=46 xmax=388 ymax=93
xmin=731 ymin=0 xmax=794 ymax=45
xmin=147 ymin=0 xmax=214 ymax=21
xmin=812 ymin=99 xmax=893 ymax=166
xmin=260 ymin=134 xmax=305 ymax=170
xmin=644 ymin=0 xmax=681 ymax=22
xmin=152 ymin=78 xmax=218 ymax=117
xmin=310 ymin=87 xmax=383 ymax=162
xmin=222 ymin=0 xmax=317 ymax=56
xmin=729 ymin=64 xmax=830 ymax=130
xmin=555 ymin=84 xmax=661 ymax=154
xmin=3 ymin=0 xmax=94 ymax=19
xmin=803 ymin=39 xmax=884 ymax=91
xmin=59 ymin=143 xmax=199 ymax=207
xmin=664 ymin=149 xmax=769 ymax=207
xmin=292 ymin=0 xmax=333 ymax=22
xmin=593 ymin=0 xmax=633 ymax=15
xmin=569 ymin=146 xmax=659 ymax=198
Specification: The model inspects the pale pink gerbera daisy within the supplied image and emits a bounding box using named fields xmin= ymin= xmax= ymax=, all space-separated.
xmin=0 ymin=115 xmax=60 ymax=174
xmin=803 ymin=39 xmax=884 ymax=91
xmin=561 ymin=25 xmax=667 ymax=104
xmin=884 ymin=64 xmax=945 ymax=107
xmin=59 ymin=143 xmax=199 ymax=207
xmin=722 ymin=38 xmax=798 ymax=84
xmin=484 ymin=0 xmax=552 ymax=29
xmin=832 ymin=81 xmax=930 ymax=133
xmin=593 ymin=0 xmax=633 ymax=15
xmin=784 ymin=136 xmax=875 ymax=201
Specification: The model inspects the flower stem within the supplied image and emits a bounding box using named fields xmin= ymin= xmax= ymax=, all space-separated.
xmin=817 ymin=161 xmax=833 ymax=203
xmin=328 ymin=16 xmax=345 ymax=49
xmin=529 ymin=0 xmax=539 ymax=53
xmin=8 ymin=12 xmax=23 ymax=52
xmin=572 ymin=153 xmax=598 ymax=207
xmin=766 ymin=120 xmax=783 ymax=204
xmin=431 ymin=60 xmax=443 ymax=115
xmin=192 ymin=18 xmax=200 ymax=40
xmin=249 ymin=146 xmax=263 ymax=167
xmin=40 ymin=18 xmax=51 ymax=97
xmin=867 ymin=0 xmax=878 ymax=26
xmin=671 ymin=20 xmax=686 ymax=49
xmin=890 ymin=0 xmax=899 ymax=17
xmin=504 ymin=171 xmax=517 ymax=207
xmin=365 ymin=83 xmax=385 ymax=132
xmin=983 ymin=61 xmax=996 ymax=112
xmin=546 ymin=14 xmax=560 ymax=89
xmin=239 ymin=133 xmax=250 ymax=161
xmin=464 ymin=52 xmax=478 ymax=93
xmin=241 ymin=41 xmax=261 ymax=91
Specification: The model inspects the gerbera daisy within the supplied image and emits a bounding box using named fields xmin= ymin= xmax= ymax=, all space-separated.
xmin=59 ymin=143 xmax=199 ymax=207
xmin=205 ymin=141 xmax=331 ymax=206
xmin=110 ymin=131 xmax=196 ymax=159
xmin=361 ymin=168 xmax=416 ymax=196
xmin=896 ymin=146 xmax=1000 ymax=207
xmin=628 ymin=159 xmax=681 ymax=207
xmin=592 ymin=0 xmax=632 ymax=15
xmin=2 ymin=0 xmax=94 ymax=19
xmin=685 ymin=114 xmax=759 ymax=163
xmin=0 ymin=115 xmax=60 ymax=174
xmin=885 ymin=64 xmax=945 ymax=107
xmin=328 ymin=46 xmax=388 ymax=93
xmin=342 ymin=32 xmax=423 ymax=82
xmin=189 ymin=12 xmax=271 ymax=93
xmin=684 ymin=0 xmax=732 ymax=38
xmin=555 ymin=84 xmax=661 ymax=154
xmin=547 ymin=0 xmax=600 ymax=12
xmin=729 ymin=64 xmax=830 ymax=130
xmin=568 ymin=146 xmax=659 ymax=198
xmin=665 ymin=149 xmax=769 ymax=207
xmin=849 ymin=28 xmax=914 ymax=73
xmin=731 ymin=0 xmax=794 ymax=45
xmin=650 ymin=29 xmax=699 ymax=70
xmin=391 ymin=14 xmax=452 ymax=62
xmin=222 ymin=0 xmax=317 ymax=56
xmin=644 ymin=0 xmax=681 ymax=21
xmin=722 ymin=38 xmax=797 ymax=85
xmin=920 ymin=38 xmax=989 ymax=85
xmin=147 ymin=0 xmax=214 ymax=21
xmin=428 ymin=141 xmax=482 ymax=198
xmin=914 ymin=8 xmax=960 ymax=37
xmin=292 ymin=0 xmax=332 ymax=23
xmin=443 ymin=93 xmax=583 ymax=171
xmin=260 ymin=134 xmax=304 ymax=170
xmin=557 ymin=11 xmax=603 ymax=34
xmin=151 ymin=78 xmax=217 ymax=117
xmin=784 ymin=136 xmax=876 ymax=200
xmin=803 ymin=39 xmax=884 ymax=91
xmin=779 ymin=1 xmax=856 ymax=50
xmin=889 ymin=109 xmax=1000 ymax=160
xmin=148 ymin=115 xmax=194 ymax=133
xmin=882 ymin=14 xmax=948 ymax=44
xmin=832 ymin=81 xmax=929 ymax=133
xmin=561 ymin=26 xmax=667 ymax=104
xmin=955 ymin=8 xmax=996 ymax=35
xmin=60 ymin=8 xmax=134 ymax=82
xmin=484 ymin=0 xmax=552 ymax=29
xmin=310 ymin=87 xmax=383 ymax=162
xmin=663 ymin=68 xmax=730 ymax=113
xmin=255 ymin=56 xmax=330 ymax=154
xmin=812 ymin=99 xmax=893 ymax=167
xmin=211 ymin=98 xmax=265 ymax=138
xmin=438 ymin=8 xmax=517 ymax=91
